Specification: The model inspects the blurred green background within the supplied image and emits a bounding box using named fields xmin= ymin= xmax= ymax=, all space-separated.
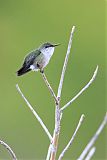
xmin=0 ymin=0 xmax=106 ymax=159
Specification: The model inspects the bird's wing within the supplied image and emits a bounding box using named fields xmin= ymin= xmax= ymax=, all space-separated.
xmin=23 ymin=49 xmax=41 ymax=66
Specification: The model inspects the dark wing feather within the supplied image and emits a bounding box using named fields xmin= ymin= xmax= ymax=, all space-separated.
xmin=16 ymin=67 xmax=31 ymax=76
xmin=23 ymin=49 xmax=41 ymax=66
xmin=17 ymin=50 xmax=41 ymax=76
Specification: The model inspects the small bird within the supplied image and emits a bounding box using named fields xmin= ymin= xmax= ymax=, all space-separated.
xmin=16 ymin=42 xmax=59 ymax=76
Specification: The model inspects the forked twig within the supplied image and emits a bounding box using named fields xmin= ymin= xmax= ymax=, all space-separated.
xmin=16 ymin=84 xmax=52 ymax=142
xmin=49 ymin=26 xmax=76 ymax=160
xmin=16 ymin=26 xmax=101 ymax=160
xmin=61 ymin=65 xmax=98 ymax=111
xmin=58 ymin=114 xmax=85 ymax=160
xmin=77 ymin=113 xmax=107 ymax=160
xmin=0 ymin=140 xmax=17 ymax=160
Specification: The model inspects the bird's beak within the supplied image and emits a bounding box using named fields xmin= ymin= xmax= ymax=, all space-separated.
xmin=53 ymin=43 xmax=60 ymax=47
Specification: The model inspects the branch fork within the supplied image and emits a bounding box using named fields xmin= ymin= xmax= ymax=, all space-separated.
xmin=15 ymin=25 xmax=105 ymax=160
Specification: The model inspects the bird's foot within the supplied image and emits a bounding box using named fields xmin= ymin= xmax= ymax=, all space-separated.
xmin=40 ymin=69 xmax=44 ymax=73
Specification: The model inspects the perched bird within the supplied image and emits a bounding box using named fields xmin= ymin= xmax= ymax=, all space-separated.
xmin=16 ymin=42 xmax=59 ymax=76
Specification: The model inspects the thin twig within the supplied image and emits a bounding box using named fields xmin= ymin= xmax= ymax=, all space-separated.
xmin=61 ymin=65 xmax=98 ymax=111
xmin=85 ymin=147 xmax=96 ymax=160
xmin=50 ymin=102 xmax=61 ymax=160
xmin=77 ymin=113 xmax=107 ymax=160
xmin=57 ymin=26 xmax=75 ymax=102
xmin=58 ymin=114 xmax=85 ymax=160
xmin=46 ymin=144 xmax=52 ymax=160
xmin=16 ymin=84 xmax=52 ymax=142
xmin=49 ymin=104 xmax=61 ymax=160
xmin=41 ymin=72 xmax=58 ymax=105
xmin=0 ymin=140 xmax=17 ymax=160
xmin=50 ymin=125 xmax=60 ymax=160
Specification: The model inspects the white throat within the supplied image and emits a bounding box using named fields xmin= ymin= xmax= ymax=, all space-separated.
xmin=41 ymin=47 xmax=54 ymax=58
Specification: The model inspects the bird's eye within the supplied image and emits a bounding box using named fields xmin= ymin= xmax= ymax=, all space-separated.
xmin=45 ymin=46 xmax=48 ymax=48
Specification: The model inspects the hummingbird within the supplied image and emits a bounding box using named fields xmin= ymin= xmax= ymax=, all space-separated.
xmin=16 ymin=42 xmax=59 ymax=76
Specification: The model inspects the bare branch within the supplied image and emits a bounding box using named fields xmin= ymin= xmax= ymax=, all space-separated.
xmin=85 ymin=147 xmax=96 ymax=160
xmin=58 ymin=114 xmax=85 ymax=160
xmin=46 ymin=144 xmax=51 ymax=160
xmin=0 ymin=140 xmax=17 ymax=160
xmin=16 ymin=84 xmax=52 ymax=142
xmin=50 ymin=26 xmax=76 ymax=160
xmin=57 ymin=26 xmax=75 ymax=101
xmin=61 ymin=65 xmax=98 ymax=111
xmin=77 ymin=113 xmax=107 ymax=160
xmin=41 ymin=72 xmax=58 ymax=105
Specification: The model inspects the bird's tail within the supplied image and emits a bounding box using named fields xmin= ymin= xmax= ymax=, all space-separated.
xmin=16 ymin=66 xmax=31 ymax=76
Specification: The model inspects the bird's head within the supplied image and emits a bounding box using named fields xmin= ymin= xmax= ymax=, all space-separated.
xmin=39 ymin=42 xmax=60 ymax=55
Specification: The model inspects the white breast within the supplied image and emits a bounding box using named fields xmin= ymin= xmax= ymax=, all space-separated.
xmin=41 ymin=47 xmax=54 ymax=67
